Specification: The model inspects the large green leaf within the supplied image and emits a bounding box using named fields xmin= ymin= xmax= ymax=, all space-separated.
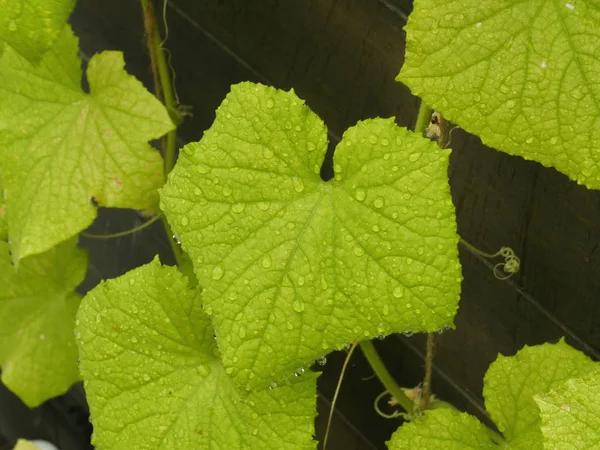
xmin=387 ymin=408 xmax=497 ymax=449
xmin=483 ymin=339 xmax=596 ymax=448
xmin=161 ymin=82 xmax=461 ymax=390
xmin=399 ymin=0 xmax=600 ymax=189
xmin=0 ymin=238 xmax=86 ymax=407
xmin=76 ymin=258 xmax=318 ymax=450
xmin=0 ymin=25 xmax=173 ymax=262
xmin=535 ymin=368 xmax=600 ymax=450
xmin=0 ymin=0 xmax=76 ymax=62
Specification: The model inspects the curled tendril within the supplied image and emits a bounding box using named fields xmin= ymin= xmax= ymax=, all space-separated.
xmin=460 ymin=239 xmax=521 ymax=280
xmin=492 ymin=247 xmax=520 ymax=280
xmin=374 ymin=391 xmax=405 ymax=419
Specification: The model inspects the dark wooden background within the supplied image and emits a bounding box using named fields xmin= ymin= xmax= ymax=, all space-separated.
xmin=1 ymin=1 xmax=599 ymax=449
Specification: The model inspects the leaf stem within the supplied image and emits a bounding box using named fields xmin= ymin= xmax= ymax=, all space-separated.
xmin=140 ymin=0 xmax=179 ymax=176
xmin=422 ymin=333 xmax=436 ymax=409
xmin=414 ymin=100 xmax=433 ymax=135
xmin=81 ymin=214 xmax=161 ymax=239
xmin=140 ymin=0 xmax=182 ymax=266
xmin=360 ymin=340 xmax=414 ymax=416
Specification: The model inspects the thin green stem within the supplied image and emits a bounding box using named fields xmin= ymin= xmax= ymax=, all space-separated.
xmin=422 ymin=333 xmax=436 ymax=409
xmin=140 ymin=0 xmax=179 ymax=177
xmin=414 ymin=100 xmax=433 ymax=135
xmin=360 ymin=340 xmax=414 ymax=416
xmin=459 ymin=237 xmax=499 ymax=259
xmin=140 ymin=0 xmax=182 ymax=266
xmin=81 ymin=214 xmax=161 ymax=239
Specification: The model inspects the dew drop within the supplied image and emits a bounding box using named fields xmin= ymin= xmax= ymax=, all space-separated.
xmin=8 ymin=21 xmax=17 ymax=31
xmin=194 ymin=187 xmax=202 ymax=196
xmin=195 ymin=164 xmax=212 ymax=174
xmin=355 ymin=189 xmax=366 ymax=201
xmin=262 ymin=255 xmax=272 ymax=268
xmin=373 ymin=197 xmax=385 ymax=208
xmin=258 ymin=201 xmax=271 ymax=211
xmin=143 ymin=373 xmax=151 ymax=381
xmin=197 ymin=364 xmax=210 ymax=377
xmin=225 ymin=367 xmax=234 ymax=374
xmin=506 ymin=100 xmax=516 ymax=109
xmin=212 ymin=265 xmax=224 ymax=280
xmin=266 ymin=98 xmax=275 ymax=108
xmin=368 ymin=135 xmax=378 ymax=144
xmin=228 ymin=291 xmax=238 ymax=300
xmin=307 ymin=142 xmax=316 ymax=152
xmin=320 ymin=274 xmax=328 ymax=290
xmin=382 ymin=304 xmax=389 ymax=316
xmin=353 ymin=246 xmax=366 ymax=257
xmin=292 ymin=177 xmax=305 ymax=192
xmin=292 ymin=296 xmax=305 ymax=312
xmin=408 ymin=152 xmax=421 ymax=162
xmin=381 ymin=138 xmax=389 ymax=146
xmin=297 ymin=275 xmax=306 ymax=286
xmin=222 ymin=185 xmax=232 ymax=196
xmin=232 ymin=202 xmax=246 ymax=213
xmin=263 ymin=148 xmax=274 ymax=159
xmin=239 ymin=326 xmax=247 ymax=338
xmin=181 ymin=216 xmax=189 ymax=226
xmin=393 ymin=287 xmax=404 ymax=298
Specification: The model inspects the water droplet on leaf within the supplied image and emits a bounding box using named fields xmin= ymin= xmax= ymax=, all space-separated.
xmin=212 ymin=265 xmax=224 ymax=280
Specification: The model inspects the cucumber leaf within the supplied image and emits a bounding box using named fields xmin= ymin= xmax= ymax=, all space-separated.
xmin=76 ymin=258 xmax=319 ymax=450
xmin=161 ymin=82 xmax=461 ymax=390
xmin=0 ymin=238 xmax=86 ymax=407
xmin=484 ymin=339 xmax=596 ymax=448
xmin=0 ymin=0 xmax=76 ymax=62
xmin=536 ymin=367 xmax=600 ymax=450
xmin=0 ymin=176 xmax=6 ymax=240
xmin=388 ymin=408 xmax=497 ymax=449
xmin=0 ymin=25 xmax=173 ymax=262
xmin=399 ymin=0 xmax=600 ymax=189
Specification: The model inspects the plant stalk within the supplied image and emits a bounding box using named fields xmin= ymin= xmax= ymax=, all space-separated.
xmin=360 ymin=340 xmax=414 ymax=416
xmin=140 ymin=0 xmax=179 ymax=176
xmin=140 ymin=0 xmax=182 ymax=266
xmin=414 ymin=100 xmax=433 ymax=135
xmin=422 ymin=333 xmax=436 ymax=409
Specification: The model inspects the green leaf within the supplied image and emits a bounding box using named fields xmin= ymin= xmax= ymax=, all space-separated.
xmin=535 ymin=367 xmax=600 ymax=450
xmin=0 ymin=238 xmax=86 ymax=407
xmin=0 ymin=25 xmax=173 ymax=262
xmin=0 ymin=175 xmax=7 ymax=240
xmin=0 ymin=0 xmax=76 ymax=62
xmin=387 ymin=408 xmax=497 ymax=449
xmin=13 ymin=439 xmax=41 ymax=450
xmin=161 ymin=82 xmax=461 ymax=390
xmin=399 ymin=0 xmax=600 ymax=189
xmin=76 ymin=258 xmax=319 ymax=450
xmin=483 ymin=339 xmax=596 ymax=448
